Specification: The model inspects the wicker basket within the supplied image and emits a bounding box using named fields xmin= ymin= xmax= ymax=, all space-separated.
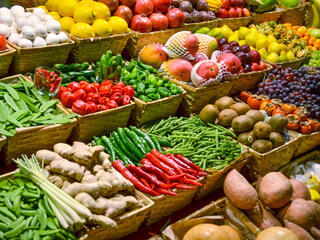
xmin=293 ymin=131 xmax=320 ymax=158
xmin=182 ymin=19 xmax=220 ymax=33
xmin=11 ymin=0 xmax=39 ymax=8
xmin=169 ymin=79 xmax=233 ymax=116
xmin=218 ymin=16 xmax=253 ymax=30
xmin=263 ymin=56 xmax=308 ymax=70
xmin=68 ymin=33 xmax=131 ymax=63
xmin=0 ymin=44 xmax=15 ymax=78
xmin=9 ymin=40 xmax=74 ymax=74
xmin=230 ymin=64 xmax=273 ymax=95
xmin=253 ymin=8 xmax=284 ymax=24
xmin=130 ymin=87 xmax=186 ymax=127
xmin=61 ymin=102 xmax=135 ymax=143
xmin=279 ymin=3 xmax=307 ymax=25
xmin=86 ymin=191 xmax=154 ymax=240
xmin=195 ymin=149 xmax=251 ymax=199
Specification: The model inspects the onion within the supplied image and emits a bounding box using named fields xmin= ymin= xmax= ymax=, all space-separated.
xmin=256 ymin=227 xmax=299 ymax=240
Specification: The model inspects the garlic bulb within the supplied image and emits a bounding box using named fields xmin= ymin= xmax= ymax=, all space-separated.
xmin=10 ymin=5 xmax=24 ymax=17
xmin=18 ymin=38 xmax=32 ymax=48
xmin=8 ymin=33 xmax=21 ymax=45
xmin=15 ymin=17 xmax=27 ymax=31
xmin=57 ymin=32 xmax=68 ymax=43
xmin=0 ymin=13 xmax=13 ymax=26
xmin=33 ymin=8 xmax=46 ymax=21
xmin=0 ymin=24 xmax=10 ymax=38
xmin=44 ymin=15 xmax=53 ymax=22
xmin=46 ymin=33 xmax=59 ymax=45
xmin=0 ymin=7 xmax=10 ymax=16
xmin=33 ymin=36 xmax=46 ymax=47
xmin=21 ymin=26 xmax=36 ymax=40
xmin=46 ymin=20 xmax=61 ymax=34
xmin=34 ymin=24 xmax=47 ymax=37
xmin=9 ymin=24 xmax=17 ymax=34
xmin=27 ymin=15 xmax=41 ymax=27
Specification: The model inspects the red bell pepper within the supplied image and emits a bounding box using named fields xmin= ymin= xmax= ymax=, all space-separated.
xmin=123 ymin=86 xmax=135 ymax=98
xmin=101 ymin=80 xmax=113 ymax=88
xmin=72 ymin=100 xmax=88 ymax=115
xmin=115 ymin=82 xmax=125 ymax=88
xmin=73 ymin=89 xmax=87 ymax=101
xmin=79 ymin=80 xmax=89 ymax=89
xmin=99 ymin=85 xmax=112 ymax=97
xmin=68 ymin=82 xmax=80 ymax=92
xmin=86 ymin=92 xmax=102 ymax=104
xmin=85 ymin=83 xmax=98 ymax=93
xmin=101 ymin=105 xmax=109 ymax=111
xmin=57 ymin=86 xmax=68 ymax=98
xmin=86 ymin=102 xmax=97 ymax=114
xmin=106 ymin=100 xmax=118 ymax=109
xmin=60 ymin=91 xmax=75 ymax=108
xmin=122 ymin=95 xmax=131 ymax=105
xmin=110 ymin=92 xmax=122 ymax=105
xmin=151 ymin=149 xmax=184 ymax=174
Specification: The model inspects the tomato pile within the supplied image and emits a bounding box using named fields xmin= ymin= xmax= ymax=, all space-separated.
xmin=58 ymin=80 xmax=135 ymax=115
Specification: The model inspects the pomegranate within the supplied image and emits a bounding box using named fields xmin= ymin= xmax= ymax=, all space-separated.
xmin=216 ymin=53 xmax=241 ymax=74
xmin=130 ymin=15 xmax=152 ymax=33
xmin=164 ymin=58 xmax=193 ymax=82
xmin=140 ymin=44 xmax=168 ymax=68
xmin=134 ymin=0 xmax=154 ymax=16
xmin=184 ymin=33 xmax=199 ymax=56
xmin=98 ymin=0 xmax=119 ymax=12
xmin=243 ymin=8 xmax=251 ymax=16
xmin=218 ymin=8 xmax=228 ymax=18
xmin=190 ymin=52 xmax=208 ymax=65
xmin=235 ymin=7 xmax=243 ymax=17
xmin=149 ymin=13 xmax=168 ymax=31
xmin=119 ymin=0 xmax=136 ymax=7
xmin=114 ymin=5 xmax=133 ymax=24
xmin=152 ymin=0 xmax=171 ymax=13
xmin=166 ymin=7 xmax=184 ymax=28
xmin=221 ymin=0 xmax=231 ymax=9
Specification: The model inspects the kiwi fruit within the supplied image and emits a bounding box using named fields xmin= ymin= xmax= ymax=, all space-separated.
xmin=230 ymin=102 xmax=251 ymax=115
xmin=268 ymin=114 xmax=288 ymax=133
xmin=199 ymin=104 xmax=219 ymax=123
xmin=245 ymin=110 xmax=264 ymax=124
xmin=237 ymin=131 xmax=256 ymax=146
xmin=218 ymin=109 xmax=238 ymax=127
xmin=215 ymin=96 xmax=235 ymax=111
xmin=254 ymin=121 xmax=272 ymax=139
xmin=231 ymin=115 xmax=254 ymax=133
xmin=251 ymin=139 xmax=273 ymax=153
xmin=269 ymin=132 xmax=284 ymax=148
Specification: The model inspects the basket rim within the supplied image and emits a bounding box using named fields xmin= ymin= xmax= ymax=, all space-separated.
xmin=67 ymin=31 xmax=132 ymax=42
xmin=263 ymin=55 xmax=308 ymax=66
xmin=183 ymin=19 xmax=220 ymax=26
xmin=0 ymin=44 xmax=16 ymax=56
xmin=8 ymin=39 xmax=75 ymax=51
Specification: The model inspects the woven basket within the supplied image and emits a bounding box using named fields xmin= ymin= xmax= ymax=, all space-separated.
xmin=264 ymin=56 xmax=308 ymax=70
xmin=11 ymin=0 xmax=39 ymax=8
xmin=169 ymin=79 xmax=233 ymax=116
xmin=0 ymin=44 xmax=15 ymax=78
xmin=253 ymin=8 xmax=284 ymax=24
xmin=230 ymin=64 xmax=273 ymax=95
xmin=195 ymin=149 xmax=251 ymax=199
xmin=182 ymin=19 xmax=220 ymax=33
xmin=130 ymin=87 xmax=186 ymax=127
xmin=86 ymin=191 xmax=154 ymax=240
xmin=293 ymin=131 xmax=320 ymax=158
xmin=68 ymin=33 xmax=131 ymax=63
xmin=9 ymin=40 xmax=74 ymax=74
xmin=61 ymin=102 xmax=135 ymax=143
xmin=218 ymin=16 xmax=253 ymax=30
xmin=279 ymin=3 xmax=307 ymax=25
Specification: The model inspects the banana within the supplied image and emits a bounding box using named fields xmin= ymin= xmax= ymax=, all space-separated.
xmin=312 ymin=1 xmax=320 ymax=27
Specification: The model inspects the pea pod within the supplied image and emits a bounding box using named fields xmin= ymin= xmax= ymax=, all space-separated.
xmin=0 ymin=207 xmax=16 ymax=220
xmin=4 ymin=221 xmax=25 ymax=238
xmin=13 ymin=195 xmax=21 ymax=217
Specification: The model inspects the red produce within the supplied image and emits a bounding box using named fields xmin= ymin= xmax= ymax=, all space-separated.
xmin=216 ymin=53 xmax=242 ymax=74
xmin=164 ymin=58 xmax=193 ymax=82
xmin=218 ymin=8 xmax=228 ymax=18
xmin=149 ymin=13 xmax=168 ymax=31
xmin=236 ymin=7 xmax=243 ymax=17
xmin=259 ymin=61 xmax=267 ymax=70
xmin=114 ymin=5 xmax=132 ymax=24
xmin=228 ymin=7 xmax=237 ymax=18
xmin=251 ymin=62 xmax=260 ymax=71
xmin=0 ymin=34 xmax=6 ymax=51
xmin=230 ymin=0 xmax=238 ymax=7
xmin=196 ymin=61 xmax=219 ymax=79
xmin=238 ymin=0 xmax=244 ymax=8
xmin=250 ymin=50 xmax=261 ymax=63
xmin=243 ymin=7 xmax=250 ymax=16
xmin=72 ymin=100 xmax=88 ymax=115
xmin=166 ymin=7 xmax=184 ymax=28
xmin=139 ymin=43 xmax=168 ymax=68
xmin=119 ymin=0 xmax=136 ymax=7
xmin=98 ymin=0 xmax=119 ymax=12
xmin=185 ymin=33 xmax=199 ymax=56
xmin=190 ymin=52 xmax=208 ymax=65
xmin=134 ymin=0 xmax=154 ymax=16
xmin=221 ymin=0 xmax=231 ymax=9
xmin=151 ymin=0 xmax=171 ymax=13
xmin=130 ymin=15 xmax=152 ymax=33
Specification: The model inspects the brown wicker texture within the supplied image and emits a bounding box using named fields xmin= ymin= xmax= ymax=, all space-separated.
xmin=195 ymin=149 xmax=251 ymax=199
xmin=279 ymin=3 xmax=307 ymax=25
xmin=230 ymin=64 xmax=273 ymax=95
xmin=11 ymin=0 xmax=38 ymax=8
xmin=0 ymin=44 xmax=15 ymax=78
xmin=68 ymin=33 xmax=131 ymax=63
xmin=86 ymin=191 xmax=154 ymax=240
xmin=182 ymin=19 xmax=220 ymax=33
xmin=170 ymin=79 xmax=233 ymax=116
xmin=246 ymin=130 xmax=301 ymax=179
xmin=62 ymin=102 xmax=135 ymax=143
xmin=0 ymin=75 xmax=77 ymax=165
xmin=130 ymin=87 xmax=186 ymax=127
xmin=9 ymin=40 xmax=74 ymax=74
xmin=253 ymin=9 xmax=284 ymax=24
xmin=218 ymin=16 xmax=253 ymax=30
xmin=304 ymin=2 xmax=313 ymax=27
xmin=293 ymin=131 xmax=320 ymax=158
xmin=263 ymin=56 xmax=308 ymax=70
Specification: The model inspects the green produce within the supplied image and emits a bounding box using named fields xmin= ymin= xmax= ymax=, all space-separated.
xmin=277 ymin=0 xmax=299 ymax=8
xmin=305 ymin=50 xmax=320 ymax=67
xmin=0 ymin=176 xmax=77 ymax=239
xmin=144 ymin=116 xmax=242 ymax=170
xmin=250 ymin=0 xmax=277 ymax=12
xmin=99 ymin=50 xmax=126 ymax=81
xmin=0 ymin=78 xmax=76 ymax=137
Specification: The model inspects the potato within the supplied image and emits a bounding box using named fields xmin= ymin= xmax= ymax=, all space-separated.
xmin=223 ymin=169 xmax=258 ymax=210
xmin=259 ymin=172 xmax=293 ymax=209
xmin=285 ymin=221 xmax=315 ymax=240
xmin=290 ymin=179 xmax=311 ymax=200
xmin=183 ymin=224 xmax=231 ymax=240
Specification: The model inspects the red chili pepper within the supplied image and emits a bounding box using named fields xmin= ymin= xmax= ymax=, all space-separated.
xmin=183 ymin=173 xmax=197 ymax=180
xmin=155 ymin=187 xmax=177 ymax=196
xmin=183 ymin=178 xmax=202 ymax=186
xmin=79 ymin=80 xmax=89 ymax=89
xmin=72 ymin=100 xmax=88 ymax=115
xmin=112 ymin=160 xmax=160 ymax=196
xmin=167 ymin=174 xmax=185 ymax=181
xmin=57 ymin=86 xmax=68 ymax=98
xmin=122 ymin=95 xmax=131 ymax=105
xmin=123 ymin=86 xmax=135 ymax=98
xmin=140 ymin=177 xmax=151 ymax=189
xmin=73 ymin=89 xmax=87 ymax=101
xmin=85 ymin=83 xmax=99 ymax=93
xmin=197 ymin=171 xmax=207 ymax=177
xmin=175 ymin=184 xmax=196 ymax=190
xmin=106 ymin=100 xmax=118 ymax=109
xmin=85 ymin=92 xmax=101 ymax=104
xmin=86 ymin=102 xmax=97 ymax=114
xmin=151 ymin=149 xmax=184 ymax=174
xmin=67 ymin=82 xmax=80 ymax=92
xmin=60 ymin=91 xmax=75 ymax=108
xmin=174 ymin=154 xmax=203 ymax=172
xmin=141 ymin=159 xmax=170 ymax=184
xmin=146 ymin=153 xmax=176 ymax=176
xmin=150 ymin=183 xmax=155 ymax=190
xmin=99 ymin=85 xmax=112 ymax=97
xmin=110 ymin=92 xmax=122 ymax=105
xmin=168 ymin=154 xmax=196 ymax=172
xmin=101 ymin=80 xmax=113 ymax=87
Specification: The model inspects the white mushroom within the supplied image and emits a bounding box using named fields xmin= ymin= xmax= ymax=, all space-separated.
xmin=46 ymin=33 xmax=59 ymax=45
xmin=18 ymin=38 xmax=32 ymax=48
xmin=46 ymin=20 xmax=61 ymax=34
xmin=8 ymin=33 xmax=21 ymax=45
xmin=0 ymin=24 xmax=10 ymax=38
xmin=33 ymin=36 xmax=46 ymax=47
xmin=21 ymin=26 xmax=36 ymax=40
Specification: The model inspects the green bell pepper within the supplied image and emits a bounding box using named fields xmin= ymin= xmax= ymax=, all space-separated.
xmin=137 ymin=83 xmax=145 ymax=94
xmin=139 ymin=95 xmax=152 ymax=102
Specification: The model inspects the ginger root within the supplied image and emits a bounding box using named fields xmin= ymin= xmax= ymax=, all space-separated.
xmin=63 ymin=181 xmax=112 ymax=198
xmin=81 ymin=171 xmax=98 ymax=184
xmin=99 ymin=152 xmax=111 ymax=170
xmin=75 ymin=193 xmax=105 ymax=215
xmin=36 ymin=150 xmax=64 ymax=164
xmin=50 ymin=158 xmax=85 ymax=181
xmin=53 ymin=143 xmax=74 ymax=159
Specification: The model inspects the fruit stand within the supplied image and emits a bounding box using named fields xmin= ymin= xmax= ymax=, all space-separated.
xmin=0 ymin=0 xmax=319 ymax=239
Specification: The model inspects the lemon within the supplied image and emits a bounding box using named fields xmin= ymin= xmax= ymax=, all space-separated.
xmin=238 ymin=27 xmax=250 ymax=40
xmin=257 ymin=33 xmax=266 ymax=40
xmin=266 ymin=52 xmax=279 ymax=63
xmin=258 ymin=48 xmax=268 ymax=59
xmin=256 ymin=38 xmax=268 ymax=49
xmin=46 ymin=0 xmax=60 ymax=12
xmin=79 ymin=0 xmax=94 ymax=7
xmin=90 ymin=2 xmax=110 ymax=20
xmin=279 ymin=50 xmax=287 ymax=62
xmin=250 ymin=28 xmax=258 ymax=34
xmin=58 ymin=0 xmax=79 ymax=17
xmin=238 ymin=40 xmax=246 ymax=46
xmin=245 ymin=32 xmax=257 ymax=47
xmin=280 ymin=43 xmax=287 ymax=51
xmin=48 ymin=11 xmax=61 ymax=21
xmin=92 ymin=19 xmax=112 ymax=36
xmin=60 ymin=17 xmax=75 ymax=32
xmin=268 ymin=42 xmax=281 ymax=54
xmin=71 ymin=23 xmax=95 ymax=38
xmin=228 ymin=32 xmax=238 ymax=42
xmin=38 ymin=6 xmax=49 ymax=13
xmin=286 ymin=50 xmax=296 ymax=61
xmin=73 ymin=6 xmax=95 ymax=24
xmin=108 ymin=16 xmax=129 ymax=34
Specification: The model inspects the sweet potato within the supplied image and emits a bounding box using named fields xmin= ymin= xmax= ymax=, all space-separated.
xmin=285 ymin=221 xmax=314 ymax=240
xmin=259 ymin=172 xmax=293 ymax=209
xmin=223 ymin=169 xmax=258 ymax=210
xmin=290 ymin=179 xmax=311 ymax=200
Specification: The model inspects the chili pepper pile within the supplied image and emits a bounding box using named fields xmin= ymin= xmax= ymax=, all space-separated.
xmin=144 ymin=116 xmax=242 ymax=170
xmin=58 ymin=80 xmax=135 ymax=115
xmin=0 ymin=177 xmax=76 ymax=239
xmin=34 ymin=68 xmax=62 ymax=94
xmin=121 ymin=59 xmax=183 ymax=102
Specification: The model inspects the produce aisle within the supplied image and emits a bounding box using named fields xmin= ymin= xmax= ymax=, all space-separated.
xmin=0 ymin=0 xmax=319 ymax=239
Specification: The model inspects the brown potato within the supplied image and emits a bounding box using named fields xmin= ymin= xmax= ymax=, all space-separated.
xmin=290 ymin=179 xmax=311 ymax=200
xmin=285 ymin=221 xmax=315 ymax=240
xmin=257 ymin=227 xmax=299 ymax=240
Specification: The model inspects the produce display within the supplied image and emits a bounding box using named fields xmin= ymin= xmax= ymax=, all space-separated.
xmin=0 ymin=6 xmax=69 ymax=48
xmin=217 ymin=0 xmax=251 ymax=18
xmin=305 ymin=49 xmax=320 ymax=68
xmin=34 ymin=66 xmax=62 ymax=96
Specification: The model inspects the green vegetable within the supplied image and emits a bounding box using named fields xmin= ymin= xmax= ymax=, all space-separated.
xmin=68 ymin=63 xmax=82 ymax=72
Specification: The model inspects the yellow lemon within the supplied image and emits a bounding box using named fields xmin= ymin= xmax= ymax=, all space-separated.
xmin=60 ymin=17 xmax=75 ymax=32
xmin=73 ymin=6 xmax=95 ymax=24
xmin=38 ymin=6 xmax=49 ymax=13
xmin=238 ymin=40 xmax=246 ymax=46
xmin=266 ymin=52 xmax=279 ymax=63
xmin=58 ymin=0 xmax=79 ymax=17
xmin=267 ymin=35 xmax=277 ymax=45
xmin=92 ymin=19 xmax=112 ymax=36
xmin=79 ymin=0 xmax=94 ymax=7
xmin=71 ymin=22 xmax=95 ymax=38
xmin=90 ymin=2 xmax=110 ymax=20
xmin=258 ymin=48 xmax=268 ymax=59
xmin=256 ymin=38 xmax=268 ymax=49
xmin=268 ymin=42 xmax=281 ymax=54
xmin=245 ymin=32 xmax=257 ymax=47
xmin=46 ymin=0 xmax=60 ymax=12
xmin=286 ymin=50 xmax=296 ymax=61
xmin=238 ymin=27 xmax=250 ymax=40
xmin=48 ymin=11 xmax=61 ymax=20
xmin=279 ymin=50 xmax=287 ymax=62
xmin=108 ymin=16 xmax=129 ymax=34
xmin=309 ymin=189 xmax=320 ymax=202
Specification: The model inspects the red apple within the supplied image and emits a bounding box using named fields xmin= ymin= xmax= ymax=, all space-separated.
xmin=119 ymin=0 xmax=136 ymax=7
xmin=259 ymin=61 xmax=267 ymax=70
xmin=249 ymin=50 xmax=261 ymax=63
xmin=235 ymin=7 xmax=243 ymax=17
xmin=221 ymin=0 xmax=231 ymax=9
xmin=130 ymin=15 xmax=152 ymax=33
xmin=243 ymin=8 xmax=251 ymax=16
xmin=251 ymin=62 xmax=260 ymax=71
xmin=149 ymin=13 xmax=168 ymax=31
xmin=218 ymin=8 xmax=228 ymax=18
xmin=228 ymin=7 xmax=237 ymax=18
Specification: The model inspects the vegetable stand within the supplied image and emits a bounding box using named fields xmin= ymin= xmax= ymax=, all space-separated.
xmin=218 ymin=16 xmax=253 ymax=30
xmin=0 ymin=44 xmax=15 ymax=78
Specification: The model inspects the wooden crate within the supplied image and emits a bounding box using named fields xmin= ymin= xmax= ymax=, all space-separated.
xmin=253 ymin=8 xmax=284 ymax=24
xmin=130 ymin=87 xmax=186 ymax=126
xmin=170 ymin=79 xmax=233 ymax=116
xmin=263 ymin=56 xmax=308 ymax=70
xmin=62 ymin=102 xmax=135 ymax=143
xmin=9 ymin=40 xmax=74 ymax=74
xmin=86 ymin=191 xmax=154 ymax=240
xmin=0 ymin=75 xmax=77 ymax=165
xmin=0 ymin=44 xmax=16 ymax=78
xmin=279 ymin=3 xmax=308 ymax=25
xmin=182 ymin=19 xmax=220 ymax=33
xmin=11 ymin=0 xmax=38 ymax=7
xmin=68 ymin=33 xmax=131 ymax=63
xmin=293 ymin=131 xmax=320 ymax=158
xmin=218 ymin=16 xmax=253 ymax=30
